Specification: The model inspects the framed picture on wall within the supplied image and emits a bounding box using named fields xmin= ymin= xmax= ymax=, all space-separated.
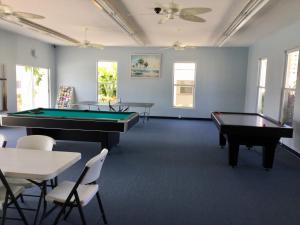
xmin=131 ymin=54 xmax=161 ymax=78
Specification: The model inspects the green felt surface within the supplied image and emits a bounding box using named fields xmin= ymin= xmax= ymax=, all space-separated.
xmin=10 ymin=108 xmax=133 ymax=120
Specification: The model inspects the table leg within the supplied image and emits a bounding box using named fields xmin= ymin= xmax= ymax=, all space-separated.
xmin=41 ymin=181 xmax=48 ymax=221
xmin=219 ymin=133 xmax=226 ymax=148
xmin=33 ymin=181 xmax=47 ymax=225
xmin=102 ymin=132 xmax=120 ymax=150
xmin=262 ymin=141 xmax=278 ymax=169
xmin=148 ymin=106 xmax=152 ymax=121
xmin=228 ymin=141 xmax=239 ymax=167
xmin=0 ymin=170 xmax=29 ymax=225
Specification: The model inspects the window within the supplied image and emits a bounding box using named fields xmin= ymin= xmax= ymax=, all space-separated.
xmin=257 ymin=58 xmax=268 ymax=114
xmin=97 ymin=61 xmax=118 ymax=103
xmin=280 ymin=49 xmax=299 ymax=125
xmin=16 ymin=65 xmax=50 ymax=111
xmin=173 ymin=63 xmax=196 ymax=108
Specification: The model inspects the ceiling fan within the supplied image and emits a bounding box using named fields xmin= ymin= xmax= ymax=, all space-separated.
xmin=162 ymin=41 xmax=197 ymax=51
xmin=0 ymin=0 xmax=44 ymax=20
xmin=77 ymin=28 xmax=104 ymax=49
xmin=154 ymin=1 xmax=212 ymax=24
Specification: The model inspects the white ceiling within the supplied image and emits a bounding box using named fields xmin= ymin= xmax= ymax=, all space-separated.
xmin=0 ymin=0 xmax=299 ymax=47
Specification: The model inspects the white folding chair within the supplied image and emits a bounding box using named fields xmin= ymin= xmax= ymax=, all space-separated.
xmin=0 ymin=170 xmax=28 ymax=225
xmin=7 ymin=135 xmax=56 ymax=225
xmin=43 ymin=148 xmax=108 ymax=225
xmin=8 ymin=135 xmax=56 ymax=188
xmin=16 ymin=135 xmax=56 ymax=151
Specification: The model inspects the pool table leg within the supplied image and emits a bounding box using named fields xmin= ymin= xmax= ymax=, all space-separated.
xmin=262 ymin=139 xmax=279 ymax=169
xmin=102 ymin=132 xmax=120 ymax=150
xmin=219 ymin=133 xmax=226 ymax=148
xmin=228 ymin=140 xmax=239 ymax=167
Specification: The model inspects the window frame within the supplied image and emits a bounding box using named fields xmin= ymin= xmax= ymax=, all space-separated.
xmin=96 ymin=60 xmax=119 ymax=103
xmin=172 ymin=61 xmax=197 ymax=109
xmin=279 ymin=48 xmax=300 ymax=123
xmin=256 ymin=58 xmax=268 ymax=114
xmin=16 ymin=64 xmax=51 ymax=110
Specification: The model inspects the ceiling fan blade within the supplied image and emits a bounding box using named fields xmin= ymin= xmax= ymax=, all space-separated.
xmin=0 ymin=3 xmax=13 ymax=14
xmin=169 ymin=1 xmax=179 ymax=12
xmin=14 ymin=12 xmax=45 ymax=19
xmin=0 ymin=16 xmax=22 ymax=26
xmin=174 ymin=46 xmax=185 ymax=51
xmin=180 ymin=7 xmax=212 ymax=15
xmin=185 ymin=46 xmax=197 ymax=49
xmin=154 ymin=1 xmax=166 ymax=9
xmin=179 ymin=14 xmax=206 ymax=22
xmin=77 ymin=43 xmax=88 ymax=48
xmin=89 ymin=43 xmax=104 ymax=49
xmin=158 ymin=16 xmax=168 ymax=24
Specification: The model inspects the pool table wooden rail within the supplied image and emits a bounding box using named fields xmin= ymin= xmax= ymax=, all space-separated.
xmin=2 ymin=113 xmax=139 ymax=132
xmin=211 ymin=112 xmax=293 ymax=138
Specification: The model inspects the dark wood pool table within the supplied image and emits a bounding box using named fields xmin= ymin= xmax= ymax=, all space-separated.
xmin=1 ymin=108 xmax=139 ymax=150
xmin=211 ymin=112 xmax=293 ymax=169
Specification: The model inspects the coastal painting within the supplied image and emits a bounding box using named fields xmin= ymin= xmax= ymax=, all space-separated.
xmin=131 ymin=54 xmax=161 ymax=78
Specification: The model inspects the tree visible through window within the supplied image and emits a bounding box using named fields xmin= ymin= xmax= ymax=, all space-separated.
xmin=281 ymin=49 xmax=299 ymax=125
xmin=16 ymin=65 xmax=50 ymax=111
xmin=257 ymin=58 xmax=267 ymax=114
xmin=97 ymin=61 xmax=117 ymax=103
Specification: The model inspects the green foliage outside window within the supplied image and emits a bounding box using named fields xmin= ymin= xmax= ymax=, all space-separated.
xmin=97 ymin=63 xmax=117 ymax=103
xmin=25 ymin=66 xmax=45 ymax=86
xmin=24 ymin=66 xmax=46 ymax=98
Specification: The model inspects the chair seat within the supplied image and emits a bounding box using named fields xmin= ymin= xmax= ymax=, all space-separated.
xmin=45 ymin=181 xmax=98 ymax=206
xmin=6 ymin=178 xmax=36 ymax=188
xmin=0 ymin=185 xmax=24 ymax=210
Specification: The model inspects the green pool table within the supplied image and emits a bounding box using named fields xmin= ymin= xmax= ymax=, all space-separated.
xmin=2 ymin=108 xmax=139 ymax=149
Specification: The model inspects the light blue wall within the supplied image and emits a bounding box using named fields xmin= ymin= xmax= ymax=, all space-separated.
xmin=56 ymin=46 xmax=248 ymax=118
xmin=245 ymin=19 xmax=300 ymax=152
xmin=0 ymin=28 xmax=56 ymax=112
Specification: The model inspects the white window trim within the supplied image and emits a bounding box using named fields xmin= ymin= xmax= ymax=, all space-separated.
xmin=172 ymin=62 xmax=196 ymax=109
xmin=96 ymin=60 xmax=119 ymax=103
xmin=279 ymin=48 xmax=300 ymax=122
xmin=256 ymin=58 xmax=267 ymax=113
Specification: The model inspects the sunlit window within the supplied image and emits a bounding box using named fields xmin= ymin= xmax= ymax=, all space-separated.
xmin=97 ymin=61 xmax=118 ymax=103
xmin=280 ymin=49 xmax=299 ymax=125
xmin=257 ymin=58 xmax=267 ymax=114
xmin=16 ymin=65 xmax=50 ymax=111
xmin=173 ymin=63 xmax=196 ymax=108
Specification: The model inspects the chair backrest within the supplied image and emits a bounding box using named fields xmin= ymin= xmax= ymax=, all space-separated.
xmin=0 ymin=134 xmax=7 ymax=148
xmin=80 ymin=148 xmax=108 ymax=185
xmin=16 ymin=135 xmax=56 ymax=151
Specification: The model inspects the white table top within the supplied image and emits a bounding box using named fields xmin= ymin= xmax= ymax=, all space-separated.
xmin=71 ymin=101 xmax=154 ymax=108
xmin=0 ymin=148 xmax=81 ymax=180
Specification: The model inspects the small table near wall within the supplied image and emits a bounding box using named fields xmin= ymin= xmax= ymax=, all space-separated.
xmin=109 ymin=102 xmax=154 ymax=122
xmin=70 ymin=101 xmax=155 ymax=122
xmin=70 ymin=101 xmax=101 ymax=111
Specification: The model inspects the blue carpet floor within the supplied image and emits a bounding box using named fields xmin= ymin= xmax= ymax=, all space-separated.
xmin=1 ymin=119 xmax=300 ymax=225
